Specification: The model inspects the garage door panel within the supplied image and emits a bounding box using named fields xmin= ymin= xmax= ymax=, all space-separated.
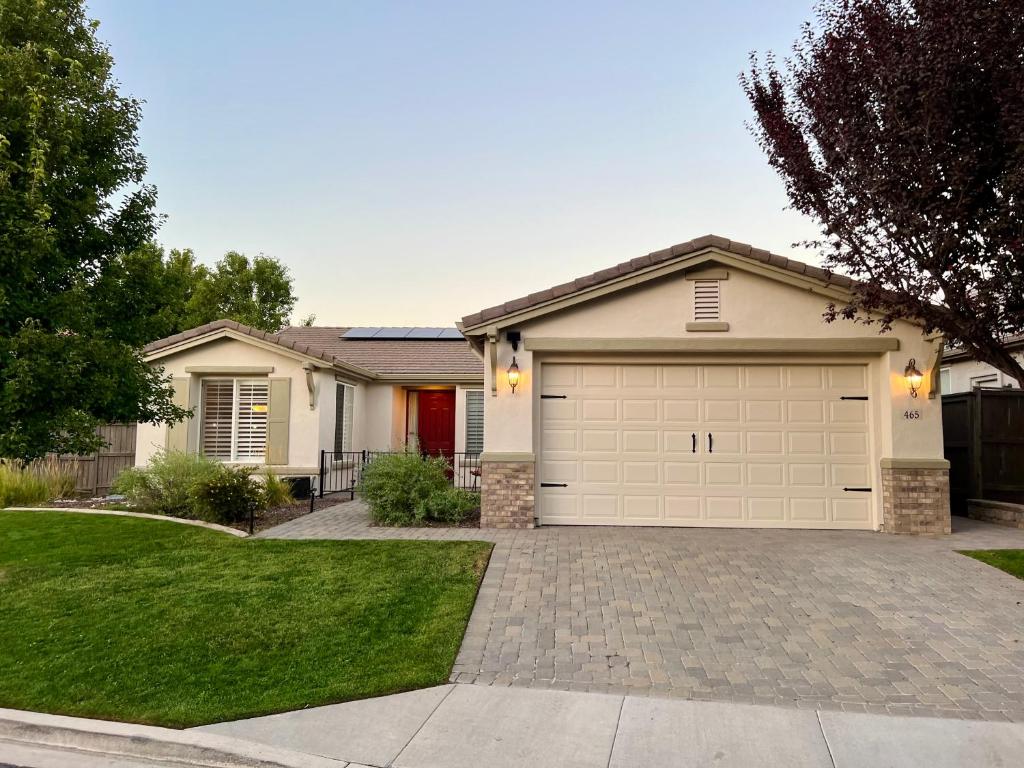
xmin=582 ymin=461 xmax=619 ymax=483
xmin=706 ymin=463 xmax=743 ymax=486
xmin=828 ymin=365 xmax=867 ymax=390
xmin=581 ymin=429 xmax=618 ymax=452
xmin=705 ymin=400 xmax=741 ymax=422
xmin=663 ymin=366 xmax=700 ymax=388
xmin=582 ymin=495 xmax=618 ymax=519
xmin=832 ymin=498 xmax=870 ymax=522
xmin=748 ymin=497 xmax=786 ymax=521
xmin=707 ymin=496 xmax=743 ymax=520
xmin=582 ymin=365 xmax=617 ymax=388
xmin=543 ymin=460 xmax=578 ymax=483
xmin=623 ymin=495 xmax=661 ymax=520
xmin=622 ymin=399 xmax=659 ymax=422
xmin=664 ymin=399 xmax=700 ymax=422
xmin=745 ymin=400 xmax=784 ymax=423
xmin=665 ymin=495 xmax=701 ymax=519
xmin=665 ymin=462 xmax=700 ymax=485
xmin=790 ymin=498 xmax=828 ymax=521
xmin=747 ymin=431 xmax=784 ymax=454
xmin=748 ymin=463 xmax=785 ymax=486
xmin=623 ymin=461 xmax=660 ymax=485
xmin=704 ymin=366 xmax=741 ymax=388
xmin=543 ymin=399 xmax=578 ymax=421
xmin=538 ymin=363 xmax=873 ymax=530
xmin=744 ymin=366 xmax=784 ymax=388
xmin=621 ymin=365 xmax=659 ymax=388
xmin=582 ymin=399 xmax=618 ymax=421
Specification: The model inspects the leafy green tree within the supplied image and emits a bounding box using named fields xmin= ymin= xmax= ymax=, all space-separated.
xmin=184 ymin=251 xmax=296 ymax=333
xmin=0 ymin=0 xmax=186 ymax=459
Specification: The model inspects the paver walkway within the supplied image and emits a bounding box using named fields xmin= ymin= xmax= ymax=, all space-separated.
xmin=261 ymin=502 xmax=1024 ymax=721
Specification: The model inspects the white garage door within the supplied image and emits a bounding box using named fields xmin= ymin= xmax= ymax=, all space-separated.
xmin=538 ymin=363 xmax=873 ymax=529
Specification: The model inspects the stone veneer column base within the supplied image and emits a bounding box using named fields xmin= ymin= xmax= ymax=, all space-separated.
xmin=480 ymin=456 xmax=535 ymax=529
xmin=880 ymin=459 xmax=951 ymax=535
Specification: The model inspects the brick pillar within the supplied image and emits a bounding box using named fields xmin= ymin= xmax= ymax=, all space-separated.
xmin=880 ymin=459 xmax=951 ymax=535
xmin=480 ymin=455 xmax=535 ymax=529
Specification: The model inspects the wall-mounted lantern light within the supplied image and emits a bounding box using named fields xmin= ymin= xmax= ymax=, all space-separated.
xmin=507 ymin=357 xmax=521 ymax=394
xmin=904 ymin=358 xmax=924 ymax=398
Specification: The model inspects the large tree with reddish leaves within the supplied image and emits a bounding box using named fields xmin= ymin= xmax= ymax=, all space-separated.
xmin=742 ymin=0 xmax=1024 ymax=383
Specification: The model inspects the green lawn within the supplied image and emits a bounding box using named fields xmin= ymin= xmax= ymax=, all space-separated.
xmin=0 ymin=510 xmax=491 ymax=728
xmin=961 ymin=549 xmax=1024 ymax=579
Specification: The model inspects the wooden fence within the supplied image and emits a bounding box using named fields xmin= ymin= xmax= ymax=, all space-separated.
xmin=55 ymin=423 xmax=137 ymax=498
xmin=942 ymin=389 xmax=1024 ymax=514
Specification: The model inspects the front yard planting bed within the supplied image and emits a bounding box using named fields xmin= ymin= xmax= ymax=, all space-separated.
xmin=0 ymin=510 xmax=491 ymax=728
xmin=961 ymin=550 xmax=1024 ymax=579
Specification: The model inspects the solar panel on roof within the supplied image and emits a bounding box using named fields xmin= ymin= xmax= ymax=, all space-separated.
xmin=342 ymin=327 xmax=382 ymax=339
xmin=406 ymin=328 xmax=444 ymax=339
xmin=439 ymin=328 xmax=464 ymax=339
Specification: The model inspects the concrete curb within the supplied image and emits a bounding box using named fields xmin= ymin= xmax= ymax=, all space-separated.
xmin=3 ymin=507 xmax=249 ymax=537
xmin=0 ymin=708 xmax=346 ymax=767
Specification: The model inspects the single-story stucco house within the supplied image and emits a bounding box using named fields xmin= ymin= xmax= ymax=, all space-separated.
xmin=137 ymin=234 xmax=950 ymax=534
xmin=137 ymin=321 xmax=485 ymax=481
xmin=940 ymin=335 xmax=1023 ymax=393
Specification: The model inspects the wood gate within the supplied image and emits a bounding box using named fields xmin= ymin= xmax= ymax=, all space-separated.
xmin=55 ymin=423 xmax=138 ymax=497
xmin=942 ymin=389 xmax=1024 ymax=514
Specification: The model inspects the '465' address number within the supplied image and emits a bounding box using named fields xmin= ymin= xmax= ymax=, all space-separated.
xmin=904 ymin=410 xmax=921 ymax=420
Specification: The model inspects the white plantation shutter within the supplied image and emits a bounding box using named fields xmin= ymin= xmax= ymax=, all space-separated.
xmin=201 ymin=381 xmax=235 ymax=459
xmin=200 ymin=379 xmax=270 ymax=461
xmin=465 ymin=390 xmax=484 ymax=453
xmin=693 ymin=279 xmax=721 ymax=321
xmin=236 ymin=382 xmax=270 ymax=460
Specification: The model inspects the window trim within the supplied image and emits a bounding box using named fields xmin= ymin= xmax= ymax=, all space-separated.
xmin=198 ymin=377 xmax=270 ymax=463
xmin=334 ymin=382 xmax=355 ymax=453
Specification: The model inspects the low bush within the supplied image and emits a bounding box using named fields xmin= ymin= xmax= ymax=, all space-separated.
xmin=359 ymin=451 xmax=479 ymax=526
xmin=0 ymin=458 xmax=77 ymax=507
xmin=419 ymin=485 xmax=479 ymax=524
xmin=113 ymin=451 xmax=223 ymax=518
xmin=190 ymin=467 xmax=265 ymax=524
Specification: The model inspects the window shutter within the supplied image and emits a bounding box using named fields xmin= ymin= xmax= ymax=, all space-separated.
xmin=200 ymin=380 xmax=234 ymax=459
xmin=465 ymin=390 xmax=484 ymax=453
xmin=266 ymin=378 xmax=290 ymax=465
xmin=236 ymin=381 xmax=270 ymax=460
xmin=166 ymin=377 xmax=191 ymax=453
xmin=693 ymin=279 xmax=720 ymax=321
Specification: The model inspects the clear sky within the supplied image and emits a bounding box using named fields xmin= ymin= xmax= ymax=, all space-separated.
xmin=87 ymin=0 xmax=821 ymax=327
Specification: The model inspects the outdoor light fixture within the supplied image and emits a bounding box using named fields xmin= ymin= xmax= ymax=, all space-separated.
xmin=904 ymin=358 xmax=924 ymax=398
xmin=507 ymin=357 xmax=521 ymax=394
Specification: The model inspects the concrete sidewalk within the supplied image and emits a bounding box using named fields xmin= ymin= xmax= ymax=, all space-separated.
xmin=197 ymin=684 xmax=1024 ymax=768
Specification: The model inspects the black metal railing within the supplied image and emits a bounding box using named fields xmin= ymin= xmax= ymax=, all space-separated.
xmin=310 ymin=450 xmax=482 ymax=511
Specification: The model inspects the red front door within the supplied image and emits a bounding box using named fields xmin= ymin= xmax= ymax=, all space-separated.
xmin=416 ymin=390 xmax=456 ymax=459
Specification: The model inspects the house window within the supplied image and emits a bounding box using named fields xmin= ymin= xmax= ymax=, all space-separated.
xmin=939 ymin=367 xmax=951 ymax=394
xmin=465 ymin=390 xmax=484 ymax=454
xmin=334 ymin=383 xmax=354 ymax=453
xmin=200 ymin=379 xmax=269 ymax=461
xmin=693 ymin=279 xmax=721 ymax=321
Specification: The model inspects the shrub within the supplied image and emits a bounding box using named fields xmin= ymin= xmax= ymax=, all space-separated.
xmin=260 ymin=470 xmax=295 ymax=508
xmin=0 ymin=458 xmax=77 ymax=507
xmin=418 ymin=485 xmax=479 ymax=524
xmin=358 ymin=451 xmax=450 ymax=525
xmin=190 ymin=467 xmax=265 ymax=524
xmin=113 ymin=451 xmax=226 ymax=519
xmin=358 ymin=452 xmax=480 ymax=526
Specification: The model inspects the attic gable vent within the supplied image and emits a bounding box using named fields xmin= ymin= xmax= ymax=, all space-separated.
xmin=693 ymin=279 xmax=721 ymax=321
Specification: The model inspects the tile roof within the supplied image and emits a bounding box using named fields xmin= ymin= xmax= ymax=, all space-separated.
xmin=459 ymin=234 xmax=857 ymax=329
xmin=143 ymin=319 xmax=483 ymax=378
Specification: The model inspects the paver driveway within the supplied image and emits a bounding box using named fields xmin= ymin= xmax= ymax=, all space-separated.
xmin=262 ymin=502 xmax=1024 ymax=722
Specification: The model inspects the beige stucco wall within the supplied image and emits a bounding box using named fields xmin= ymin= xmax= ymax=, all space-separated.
xmin=479 ymin=263 xmax=946 ymax=530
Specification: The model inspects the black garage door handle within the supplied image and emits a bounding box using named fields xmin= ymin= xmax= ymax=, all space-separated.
xmin=691 ymin=432 xmax=696 ymax=453
xmin=540 ymin=482 xmax=568 ymax=488
xmin=708 ymin=433 xmax=713 ymax=453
